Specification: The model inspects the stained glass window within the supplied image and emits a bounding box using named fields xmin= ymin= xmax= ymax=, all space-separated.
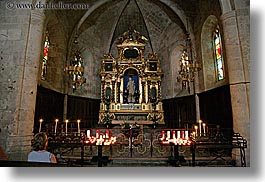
xmin=41 ymin=32 xmax=49 ymax=80
xmin=213 ymin=28 xmax=224 ymax=81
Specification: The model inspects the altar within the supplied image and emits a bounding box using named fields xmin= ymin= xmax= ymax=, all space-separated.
xmin=98 ymin=27 xmax=164 ymax=126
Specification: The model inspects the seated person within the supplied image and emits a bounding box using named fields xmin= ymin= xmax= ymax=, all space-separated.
xmin=27 ymin=132 xmax=57 ymax=163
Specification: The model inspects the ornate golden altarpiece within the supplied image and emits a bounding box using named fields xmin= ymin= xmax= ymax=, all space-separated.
xmin=99 ymin=28 xmax=164 ymax=126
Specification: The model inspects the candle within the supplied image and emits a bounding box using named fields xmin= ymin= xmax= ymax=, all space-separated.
xmin=198 ymin=120 xmax=202 ymax=136
xmin=39 ymin=119 xmax=43 ymax=133
xmin=54 ymin=119 xmax=59 ymax=134
xmin=181 ymin=131 xmax=184 ymax=138
xmin=176 ymin=131 xmax=180 ymax=139
xmin=96 ymin=130 xmax=100 ymax=138
xmin=161 ymin=130 xmax=165 ymax=140
xmin=65 ymin=120 xmax=69 ymax=136
xmin=77 ymin=119 xmax=80 ymax=134
xmin=87 ymin=129 xmax=90 ymax=137
xmin=167 ymin=131 xmax=171 ymax=139
xmin=194 ymin=125 xmax=198 ymax=136
xmin=185 ymin=130 xmax=189 ymax=140
xmin=106 ymin=130 xmax=109 ymax=138
xmin=172 ymin=131 xmax=176 ymax=139
xmin=203 ymin=123 xmax=206 ymax=135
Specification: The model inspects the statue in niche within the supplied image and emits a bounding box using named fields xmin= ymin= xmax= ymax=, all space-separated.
xmin=127 ymin=76 xmax=135 ymax=103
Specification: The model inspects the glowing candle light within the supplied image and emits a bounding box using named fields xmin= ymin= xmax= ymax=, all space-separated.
xmin=177 ymin=131 xmax=180 ymax=139
xmin=185 ymin=130 xmax=189 ymax=140
xmin=96 ymin=130 xmax=100 ymax=138
xmin=87 ymin=129 xmax=90 ymax=137
xmin=161 ymin=130 xmax=165 ymax=140
xmin=54 ymin=119 xmax=59 ymax=134
xmin=181 ymin=131 xmax=184 ymax=138
xmin=77 ymin=119 xmax=81 ymax=134
xmin=39 ymin=119 xmax=43 ymax=133
xmin=203 ymin=123 xmax=206 ymax=135
xmin=106 ymin=130 xmax=109 ymax=138
xmin=194 ymin=125 xmax=198 ymax=136
xmin=65 ymin=119 xmax=69 ymax=136
xmin=198 ymin=120 xmax=202 ymax=136
xmin=167 ymin=131 xmax=171 ymax=139
xmin=172 ymin=131 xmax=176 ymax=139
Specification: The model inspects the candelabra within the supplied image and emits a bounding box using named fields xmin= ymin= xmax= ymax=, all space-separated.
xmin=177 ymin=33 xmax=201 ymax=93
xmin=65 ymin=33 xmax=86 ymax=91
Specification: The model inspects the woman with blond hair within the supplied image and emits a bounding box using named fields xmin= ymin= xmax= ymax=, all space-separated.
xmin=27 ymin=132 xmax=57 ymax=163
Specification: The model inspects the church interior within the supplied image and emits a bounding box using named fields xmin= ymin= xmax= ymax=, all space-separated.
xmin=0 ymin=0 xmax=250 ymax=167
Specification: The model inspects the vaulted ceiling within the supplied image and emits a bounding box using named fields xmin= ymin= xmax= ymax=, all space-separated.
xmin=49 ymin=0 xmax=219 ymax=53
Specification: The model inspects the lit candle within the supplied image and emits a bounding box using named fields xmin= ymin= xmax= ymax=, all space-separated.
xmin=65 ymin=119 xmax=69 ymax=136
xmin=194 ymin=125 xmax=198 ymax=136
xmin=185 ymin=130 xmax=189 ymax=140
xmin=198 ymin=120 xmax=202 ymax=136
xmin=181 ymin=131 xmax=184 ymax=138
xmin=203 ymin=123 xmax=206 ymax=135
xmin=54 ymin=119 xmax=59 ymax=134
xmin=167 ymin=131 xmax=171 ymax=139
xmin=77 ymin=120 xmax=81 ymax=134
xmin=172 ymin=131 xmax=176 ymax=139
xmin=87 ymin=129 xmax=90 ymax=137
xmin=96 ymin=130 xmax=100 ymax=138
xmin=161 ymin=130 xmax=165 ymax=140
xmin=106 ymin=130 xmax=109 ymax=138
xmin=39 ymin=119 xmax=43 ymax=133
xmin=177 ymin=131 xmax=180 ymax=139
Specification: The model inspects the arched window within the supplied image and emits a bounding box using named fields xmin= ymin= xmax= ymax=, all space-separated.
xmin=41 ymin=31 xmax=49 ymax=80
xmin=213 ymin=28 xmax=224 ymax=81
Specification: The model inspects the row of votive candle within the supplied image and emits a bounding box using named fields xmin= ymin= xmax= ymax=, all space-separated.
xmin=39 ymin=119 xmax=81 ymax=135
xmin=161 ymin=130 xmax=189 ymax=140
xmin=86 ymin=129 xmax=109 ymax=139
xmin=85 ymin=129 xmax=116 ymax=145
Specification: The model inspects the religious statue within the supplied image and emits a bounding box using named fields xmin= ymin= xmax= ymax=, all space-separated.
xmin=127 ymin=77 xmax=135 ymax=103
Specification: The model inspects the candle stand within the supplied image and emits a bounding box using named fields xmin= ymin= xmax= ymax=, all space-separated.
xmin=190 ymin=132 xmax=247 ymax=167
xmin=45 ymin=127 xmax=247 ymax=167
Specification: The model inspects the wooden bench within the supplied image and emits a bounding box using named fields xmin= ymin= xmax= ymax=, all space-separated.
xmin=0 ymin=160 xmax=68 ymax=167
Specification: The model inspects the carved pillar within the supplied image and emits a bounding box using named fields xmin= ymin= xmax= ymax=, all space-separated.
xmin=101 ymin=80 xmax=105 ymax=102
xmin=158 ymin=81 xmax=161 ymax=101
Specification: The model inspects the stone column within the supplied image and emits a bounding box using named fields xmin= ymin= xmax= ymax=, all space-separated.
xmin=221 ymin=8 xmax=250 ymax=166
xmin=7 ymin=8 xmax=45 ymax=160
